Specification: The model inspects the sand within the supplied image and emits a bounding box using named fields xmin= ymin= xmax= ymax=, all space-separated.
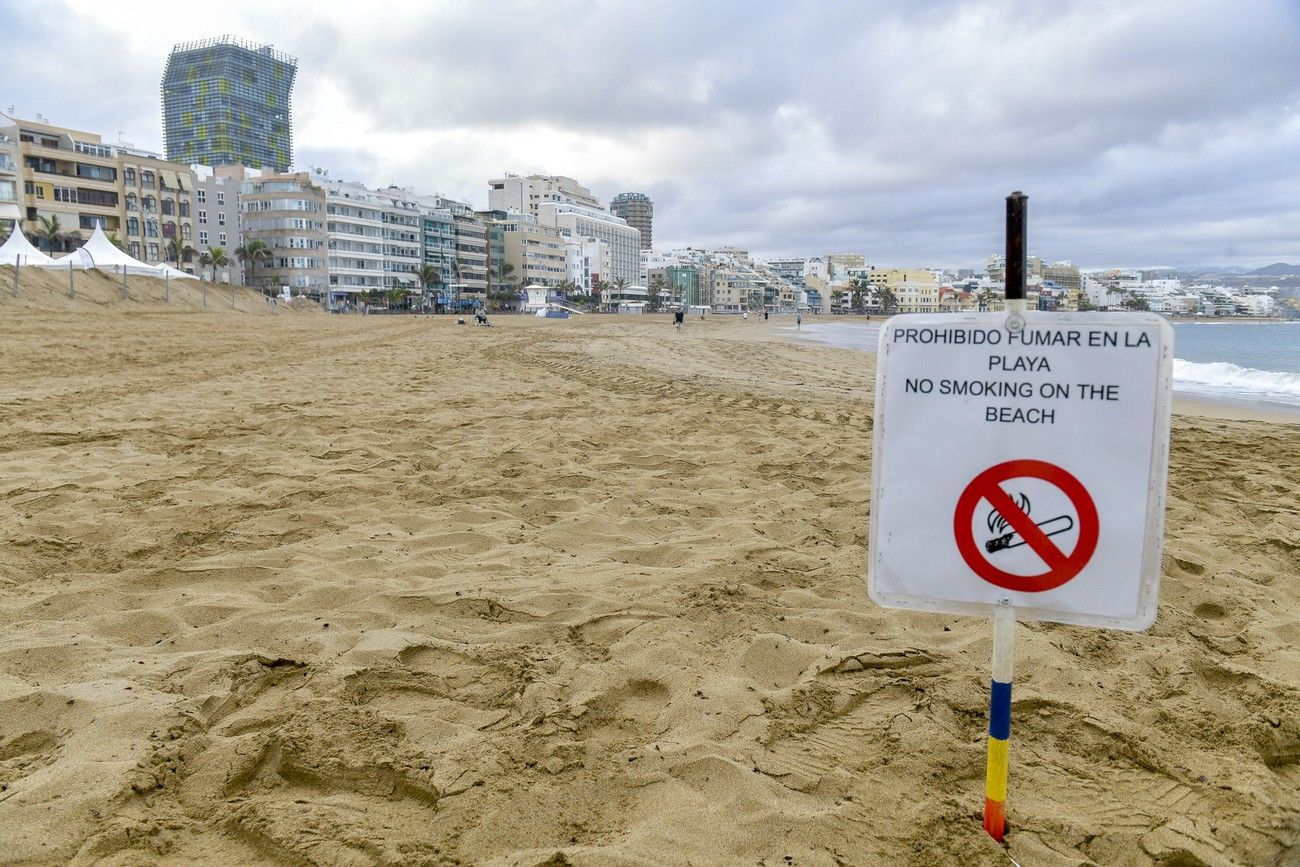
xmin=0 ymin=299 xmax=1296 ymax=865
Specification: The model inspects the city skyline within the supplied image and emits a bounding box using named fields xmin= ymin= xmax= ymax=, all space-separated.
xmin=6 ymin=0 xmax=1300 ymax=268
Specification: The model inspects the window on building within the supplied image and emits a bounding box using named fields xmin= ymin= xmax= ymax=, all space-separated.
xmin=216 ymin=192 xmax=225 ymax=206
xmin=126 ymin=193 xmax=138 ymax=211
xmin=143 ymin=195 xmax=156 ymax=211
xmin=141 ymin=171 xmax=155 ymax=188
xmin=124 ymin=168 xmax=136 ymax=185
xmin=199 ymin=230 xmax=208 ymax=246
xmin=129 ymin=242 xmax=140 ymax=258
xmin=128 ymin=217 xmax=139 ymax=236
xmin=147 ymin=243 xmax=159 ymax=261
xmin=79 ymin=215 xmax=106 ymax=230
xmin=217 ymin=212 xmax=225 ymax=225
xmin=198 ymin=209 xmax=206 ymax=223
xmin=196 ymin=188 xmax=206 ymax=203
xmin=75 ymin=163 xmax=116 ymax=182
xmin=161 ymin=199 xmax=175 ymax=216
xmin=182 ymin=224 xmax=191 ymax=239
xmin=219 ymin=232 xmax=227 ymax=245
xmin=179 ymin=202 xmax=189 ymax=218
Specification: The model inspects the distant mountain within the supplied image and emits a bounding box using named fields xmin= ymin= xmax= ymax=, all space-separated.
xmin=1250 ymin=263 xmax=1300 ymax=276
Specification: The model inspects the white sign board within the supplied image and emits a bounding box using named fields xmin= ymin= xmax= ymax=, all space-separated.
xmin=868 ymin=311 xmax=1173 ymax=630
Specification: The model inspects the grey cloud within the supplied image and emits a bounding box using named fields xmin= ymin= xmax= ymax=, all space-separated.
xmin=7 ymin=0 xmax=1300 ymax=266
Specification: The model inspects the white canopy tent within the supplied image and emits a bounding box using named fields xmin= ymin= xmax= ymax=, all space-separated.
xmin=45 ymin=226 xmax=159 ymax=275
xmin=0 ymin=226 xmax=59 ymax=266
xmin=155 ymin=263 xmax=198 ymax=280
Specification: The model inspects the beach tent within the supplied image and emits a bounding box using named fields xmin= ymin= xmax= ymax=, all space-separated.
xmin=0 ymin=226 xmax=59 ymax=266
xmin=155 ymin=263 xmax=198 ymax=280
xmin=44 ymin=226 xmax=158 ymax=275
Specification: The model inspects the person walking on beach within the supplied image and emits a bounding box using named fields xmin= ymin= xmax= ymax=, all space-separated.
xmin=674 ymin=309 xmax=685 ymax=332
xmin=764 ymin=310 xmax=769 ymax=321
xmin=796 ymin=309 xmax=803 ymax=330
xmin=743 ymin=310 xmax=748 ymax=321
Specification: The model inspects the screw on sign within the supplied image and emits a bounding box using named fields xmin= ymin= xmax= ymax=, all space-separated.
xmin=954 ymin=459 xmax=1099 ymax=593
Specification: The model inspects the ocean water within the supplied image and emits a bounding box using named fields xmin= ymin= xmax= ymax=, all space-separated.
xmin=790 ymin=319 xmax=1300 ymax=410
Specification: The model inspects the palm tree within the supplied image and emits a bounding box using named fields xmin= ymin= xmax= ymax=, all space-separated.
xmin=648 ymin=275 xmax=667 ymax=312
xmin=497 ymin=261 xmax=516 ymax=291
xmin=450 ymin=257 xmax=463 ymax=306
xmin=875 ymin=285 xmax=898 ymax=315
xmin=831 ymin=289 xmax=845 ymax=311
xmin=235 ymin=240 xmax=272 ymax=292
xmin=416 ymin=263 xmax=443 ymax=311
xmin=975 ymin=287 xmax=995 ymax=312
xmin=166 ymin=235 xmax=194 ymax=270
xmin=208 ymin=247 xmax=230 ymax=283
xmin=199 ymin=250 xmax=213 ymax=281
xmin=386 ymin=284 xmax=409 ymax=312
xmin=33 ymin=215 xmax=64 ymax=254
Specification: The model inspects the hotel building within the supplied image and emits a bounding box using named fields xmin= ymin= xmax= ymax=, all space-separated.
xmin=609 ymin=192 xmax=652 ymax=250
xmin=239 ymin=170 xmax=327 ymax=295
xmin=162 ymin=36 xmax=297 ymax=171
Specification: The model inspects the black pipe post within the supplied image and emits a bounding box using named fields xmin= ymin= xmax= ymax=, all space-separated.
xmin=1005 ymin=191 xmax=1027 ymax=302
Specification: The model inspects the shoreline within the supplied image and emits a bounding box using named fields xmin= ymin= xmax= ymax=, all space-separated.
xmin=775 ymin=320 xmax=1300 ymax=424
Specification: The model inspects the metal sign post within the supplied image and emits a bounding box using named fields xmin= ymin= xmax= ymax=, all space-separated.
xmin=868 ymin=191 xmax=1173 ymax=847
xmin=983 ymin=191 xmax=1027 ymax=843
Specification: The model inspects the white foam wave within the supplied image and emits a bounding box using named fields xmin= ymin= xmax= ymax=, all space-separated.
xmin=1173 ymin=359 xmax=1300 ymax=403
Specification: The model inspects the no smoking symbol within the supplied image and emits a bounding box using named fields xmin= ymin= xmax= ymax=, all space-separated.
xmin=953 ymin=460 xmax=1099 ymax=592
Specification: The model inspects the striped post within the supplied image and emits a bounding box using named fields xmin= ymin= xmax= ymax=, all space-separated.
xmin=984 ymin=603 xmax=1016 ymax=842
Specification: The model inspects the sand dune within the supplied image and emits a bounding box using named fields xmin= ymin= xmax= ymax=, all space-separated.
xmin=0 ymin=309 xmax=1295 ymax=865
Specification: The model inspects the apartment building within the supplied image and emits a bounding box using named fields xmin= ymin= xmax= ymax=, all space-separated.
xmin=117 ymin=146 xmax=197 ymax=269
xmin=318 ymin=172 xmax=421 ymax=297
xmin=826 ymin=253 xmax=865 ymax=282
xmin=0 ymin=124 xmax=19 ymax=232
xmin=487 ymin=174 xmax=600 ymax=217
xmin=487 ymin=211 xmax=567 ymax=288
xmin=537 ymin=200 xmax=640 ymax=286
xmin=451 ymin=211 xmax=489 ymax=301
xmin=239 ymin=171 xmax=327 ymax=295
xmin=10 ymin=114 xmax=122 ymax=249
xmin=565 ymin=236 xmax=610 ymax=292
xmin=647 ymin=264 xmax=702 ymax=306
xmin=192 ymin=163 xmax=254 ymax=282
xmin=609 ymin=192 xmax=652 ymax=250
xmin=419 ymin=207 xmax=456 ymax=301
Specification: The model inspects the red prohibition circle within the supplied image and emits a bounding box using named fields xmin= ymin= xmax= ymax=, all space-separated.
xmin=953 ymin=459 xmax=1099 ymax=593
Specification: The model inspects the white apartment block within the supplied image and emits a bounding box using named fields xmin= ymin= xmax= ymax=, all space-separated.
xmin=538 ymin=200 xmax=640 ymax=286
xmin=567 ymin=236 xmax=611 ymax=290
xmin=487 ymin=174 xmax=600 ymax=217
xmin=316 ymin=169 xmax=421 ymax=296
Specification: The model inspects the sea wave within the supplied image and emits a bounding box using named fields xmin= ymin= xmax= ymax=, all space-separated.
xmin=1173 ymin=359 xmax=1300 ymax=403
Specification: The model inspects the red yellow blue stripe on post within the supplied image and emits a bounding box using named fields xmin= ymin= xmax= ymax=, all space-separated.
xmin=983 ymin=678 xmax=1012 ymax=841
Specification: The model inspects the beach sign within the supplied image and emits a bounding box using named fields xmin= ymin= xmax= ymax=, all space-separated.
xmin=868 ymin=311 xmax=1174 ymax=628
xmin=866 ymin=192 xmax=1174 ymax=842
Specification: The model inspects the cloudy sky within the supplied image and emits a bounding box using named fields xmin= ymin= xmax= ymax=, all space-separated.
xmin=7 ymin=0 xmax=1300 ymax=268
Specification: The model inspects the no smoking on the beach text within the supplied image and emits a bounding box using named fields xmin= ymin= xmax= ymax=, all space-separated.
xmin=894 ymin=327 xmax=1154 ymax=426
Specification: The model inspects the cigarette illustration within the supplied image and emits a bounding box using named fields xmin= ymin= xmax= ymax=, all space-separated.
xmin=985 ymin=514 xmax=1074 ymax=553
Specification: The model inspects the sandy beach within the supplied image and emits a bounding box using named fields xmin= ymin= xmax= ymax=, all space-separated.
xmin=0 ymin=291 xmax=1296 ymax=865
